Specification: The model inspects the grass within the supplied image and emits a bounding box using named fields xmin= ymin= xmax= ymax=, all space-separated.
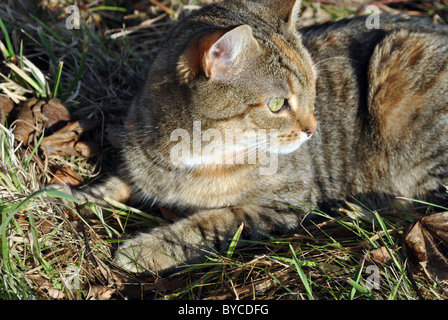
xmin=157 ymin=209 xmax=440 ymax=300
xmin=0 ymin=0 xmax=447 ymax=300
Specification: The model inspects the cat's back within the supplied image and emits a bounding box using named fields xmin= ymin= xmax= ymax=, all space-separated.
xmin=290 ymin=14 xmax=448 ymax=209
xmin=299 ymin=14 xmax=447 ymax=60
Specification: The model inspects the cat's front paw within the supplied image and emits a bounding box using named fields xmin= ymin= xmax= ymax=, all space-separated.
xmin=114 ymin=233 xmax=183 ymax=275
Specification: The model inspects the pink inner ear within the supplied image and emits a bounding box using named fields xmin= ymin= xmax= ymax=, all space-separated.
xmin=177 ymin=25 xmax=259 ymax=84
xmin=210 ymin=46 xmax=224 ymax=59
xmin=203 ymin=25 xmax=259 ymax=81
xmin=204 ymin=36 xmax=235 ymax=78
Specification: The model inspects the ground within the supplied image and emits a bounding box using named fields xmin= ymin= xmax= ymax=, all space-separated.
xmin=0 ymin=0 xmax=447 ymax=300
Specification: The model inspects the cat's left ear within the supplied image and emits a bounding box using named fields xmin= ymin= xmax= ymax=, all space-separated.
xmin=263 ymin=0 xmax=302 ymax=31
xmin=177 ymin=25 xmax=260 ymax=83
xmin=203 ymin=25 xmax=260 ymax=82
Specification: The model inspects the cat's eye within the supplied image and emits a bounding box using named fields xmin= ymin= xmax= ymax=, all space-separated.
xmin=267 ymin=98 xmax=287 ymax=113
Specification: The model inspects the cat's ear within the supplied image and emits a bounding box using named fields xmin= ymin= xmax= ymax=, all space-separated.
xmin=177 ymin=25 xmax=260 ymax=83
xmin=263 ymin=0 xmax=302 ymax=30
xmin=203 ymin=25 xmax=260 ymax=82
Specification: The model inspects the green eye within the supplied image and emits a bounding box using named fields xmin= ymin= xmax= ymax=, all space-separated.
xmin=267 ymin=98 xmax=286 ymax=113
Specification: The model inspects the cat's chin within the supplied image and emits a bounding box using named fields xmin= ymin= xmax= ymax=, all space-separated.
xmin=275 ymin=134 xmax=313 ymax=155
xmin=275 ymin=141 xmax=305 ymax=154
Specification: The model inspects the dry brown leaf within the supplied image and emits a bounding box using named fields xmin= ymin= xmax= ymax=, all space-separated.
xmin=40 ymin=119 xmax=100 ymax=156
xmin=13 ymin=98 xmax=38 ymax=145
xmin=27 ymin=274 xmax=52 ymax=288
xmin=405 ymin=211 xmax=448 ymax=283
xmin=9 ymin=98 xmax=99 ymax=157
xmin=50 ymin=167 xmax=84 ymax=187
xmin=27 ymin=274 xmax=66 ymax=299
xmin=47 ymin=287 xmax=66 ymax=299
xmin=73 ymin=118 xmax=101 ymax=134
xmin=31 ymin=100 xmax=46 ymax=127
xmin=38 ymin=219 xmax=55 ymax=234
xmin=75 ymin=140 xmax=99 ymax=157
xmin=366 ymin=246 xmax=393 ymax=265
xmin=16 ymin=214 xmax=55 ymax=234
xmin=0 ymin=95 xmax=14 ymax=113
xmin=41 ymin=138 xmax=77 ymax=156
xmin=86 ymin=285 xmax=116 ymax=300
xmin=421 ymin=212 xmax=448 ymax=243
xmin=41 ymin=98 xmax=71 ymax=128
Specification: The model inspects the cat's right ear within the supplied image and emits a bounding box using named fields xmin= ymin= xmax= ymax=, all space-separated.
xmin=177 ymin=25 xmax=260 ymax=84
xmin=263 ymin=0 xmax=302 ymax=31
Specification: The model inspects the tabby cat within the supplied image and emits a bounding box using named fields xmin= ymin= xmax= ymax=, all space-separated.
xmin=55 ymin=0 xmax=448 ymax=275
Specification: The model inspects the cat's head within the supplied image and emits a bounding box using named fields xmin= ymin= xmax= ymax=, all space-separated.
xmin=135 ymin=0 xmax=317 ymax=169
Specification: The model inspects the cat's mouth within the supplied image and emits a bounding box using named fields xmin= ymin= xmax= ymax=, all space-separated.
xmin=274 ymin=130 xmax=314 ymax=154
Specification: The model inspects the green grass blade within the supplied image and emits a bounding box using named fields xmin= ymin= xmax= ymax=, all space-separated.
xmin=23 ymin=56 xmax=47 ymax=93
xmin=373 ymin=213 xmax=405 ymax=274
xmin=86 ymin=6 xmax=127 ymax=13
xmin=373 ymin=212 xmax=395 ymax=247
xmin=0 ymin=208 xmax=21 ymax=299
xmin=7 ymin=168 xmax=23 ymax=193
xmin=25 ymin=130 xmax=45 ymax=169
xmin=66 ymin=36 xmax=88 ymax=95
xmin=289 ymin=244 xmax=314 ymax=300
xmin=271 ymin=255 xmax=320 ymax=268
xmin=37 ymin=31 xmax=58 ymax=69
xmin=19 ymin=40 xmax=24 ymax=69
xmin=0 ymin=40 xmax=9 ymax=60
xmin=0 ymin=188 xmax=79 ymax=235
xmin=0 ymin=17 xmax=15 ymax=58
xmin=43 ymin=188 xmax=80 ymax=203
xmin=0 ymin=171 xmax=18 ymax=191
xmin=105 ymin=197 xmax=167 ymax=226
xmin=165 ymin=265 xmax=222 ymax=299
xmin=87 ymin=203 xmax=121 ymax=238
xmin=1 ymin=209 xmax=13 ymax=272
xmin=396 ymin=197 xmax=448 ymax=211
xmin=226 ymin=223 xmax=244 ymax=259
xmin=29 ymin=14 xmax=64 ymax=42
xmin=349 ymin=262 xmax=364 ymax=300
xmin=388 ymin=271 xmax=405 ymax=300
xmin=26 ymin=209 xmax=61 ymax=289
xmin=53 ymin=61 xmax=64 ymax=98
xmin=269 ymin=272 xmax=297 ymax=298
xmin=348 ymin=279 xmax=378 ymax=300
xmin=6 ymin=62 xmax=46 ymax=97
xmin=27 ymin=208 xmax=42 ymax=256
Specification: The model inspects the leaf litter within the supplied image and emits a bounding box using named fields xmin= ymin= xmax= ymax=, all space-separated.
xmin=0 ymin=0 xmax=447 ymax=300
xmin=405 ymin=211 xmax=448 ymax=284
xmin=9 ymin=96 xmax=100 ymax=158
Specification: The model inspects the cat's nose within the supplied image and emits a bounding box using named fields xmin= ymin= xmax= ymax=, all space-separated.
xmin=303 ymin=125 xmax=317 ymax=137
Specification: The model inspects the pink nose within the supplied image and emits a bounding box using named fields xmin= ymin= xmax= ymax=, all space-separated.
xmin=303 ymin=125 xmax=317 ymax=137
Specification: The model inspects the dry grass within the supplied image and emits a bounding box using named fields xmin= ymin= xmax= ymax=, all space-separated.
xmin=0 ymin=0 xmax=447 ymax=300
